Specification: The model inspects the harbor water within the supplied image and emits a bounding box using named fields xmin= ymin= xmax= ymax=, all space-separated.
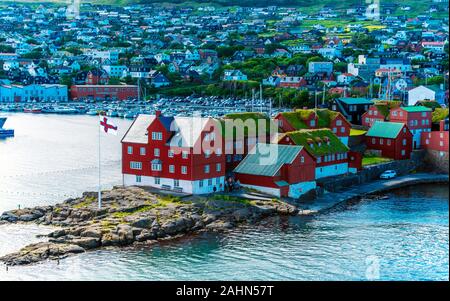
xmin=0 ymin=114 xmax=448 ymax=280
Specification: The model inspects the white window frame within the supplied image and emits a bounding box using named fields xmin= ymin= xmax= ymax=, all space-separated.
xmin=130 ymin=161 xmax=142 ymax=170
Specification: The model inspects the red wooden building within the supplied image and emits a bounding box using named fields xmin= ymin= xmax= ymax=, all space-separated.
xmin=361 ymin=102 xmax=402 ymax=128
xmin=70 ymin=85 xmax=138 ymax=101
xmin=421 ymin=119 xmax=449 ymax=155
xmin=365 ymin=121 xmax=413 ymax=160
xmin=276 ymin=129 xmax=350 ymax=179
xmin=362 ymin=104 xmax=388 ymax=127
xmin=389 ymin=106 xmax=432 ymax=149
xmin=275 ymin=109 xmax=351 ymax=145
xmin=221 ymin=112 xmax=277 ymax=173
xmin=121 ymin=111 xmax=225 ymax=194
xmin=233 ymin=143 xmax=316 ymax=198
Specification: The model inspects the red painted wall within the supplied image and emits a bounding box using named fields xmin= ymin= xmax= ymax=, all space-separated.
xmin=122 ymin=116 xmax=226 ymax=181
xmin=366 ymin=124 xmax=413 ymax=160
xmin=362 ymin=106 xmax=385 ymax=127
xmin=70 ymin=85 xmax=138 ymax=101
xmin=389 ymin=108 xmax=432 ymax=131
xmin=421 ymin=131 xmax=449 ymax=152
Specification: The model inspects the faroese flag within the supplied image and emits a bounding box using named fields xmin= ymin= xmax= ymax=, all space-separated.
xmin=99 ymin=116 xmax=118 ymax=135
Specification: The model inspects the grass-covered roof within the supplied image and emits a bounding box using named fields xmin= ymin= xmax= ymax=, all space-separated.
xmin=416 ymin=100 xmax=442 ymax=110
xmin=221 ymin=112 xmax=276 ymax=139
xmin=280 ymin=109 xmax=344 ymax=130
xmin=373 ymin=100 xmax=401 ymax=118
xmin=282 ymin=129 xmax=349 ymax=157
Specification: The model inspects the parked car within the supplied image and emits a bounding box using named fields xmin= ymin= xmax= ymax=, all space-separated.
xmin=380 ymin=170 xmax=397 ymax=179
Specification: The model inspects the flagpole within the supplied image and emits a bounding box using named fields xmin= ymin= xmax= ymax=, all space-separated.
xmin=98 ymin=116 xmax=102 ymax=209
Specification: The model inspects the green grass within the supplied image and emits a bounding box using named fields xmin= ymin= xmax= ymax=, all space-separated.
xmin=73 ymin=197 xmax=96 ymax=209
xmin=362 ymin=156 xmax=393 ymax=166
xmin=285 ymin=128 xmax=350 ymax=156
xmin=211 ymin=194 xmax=256 ymax=206
xmin=350 ymin=129 xmax=367 ymax=136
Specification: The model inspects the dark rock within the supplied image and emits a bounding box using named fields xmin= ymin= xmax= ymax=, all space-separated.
xmin=233 ymin=208 xmax=252 ymax=222
xmin=71 ymin=237 xmax=100 ymax=249
xmin=131 ymin=217 xmax=154 ymax=229
xmin=80 ymin=227 xmax=102 ymax=239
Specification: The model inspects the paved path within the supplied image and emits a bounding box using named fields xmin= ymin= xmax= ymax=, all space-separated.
xmin=297 ymin=173 xmax=449 ymax=213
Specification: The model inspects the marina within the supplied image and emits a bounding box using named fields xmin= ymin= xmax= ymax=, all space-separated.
xmin=0 ymin=97 xmax=288 ymax=119
xmin=0 ymin=114 xmax=448 ymax=280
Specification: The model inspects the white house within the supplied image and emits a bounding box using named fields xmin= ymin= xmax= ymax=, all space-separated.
xmin=102 ymin=64 xmax=128 ymax=78
xmin=223 ymin=70 xmax=247 ymax=81
xmin=408 ymin=85 xmax=436 ymax=106
xmin=337 ymin=73 xmax=356 ymax=85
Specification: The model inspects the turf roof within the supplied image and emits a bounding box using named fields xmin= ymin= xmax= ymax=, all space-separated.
xmin=280 ymin=109 xmax=343 ymax=130
xmin=221 ymin=112 xmax=276 ymax=139
xmin=282 ymin=128 xmax=349 ymax=157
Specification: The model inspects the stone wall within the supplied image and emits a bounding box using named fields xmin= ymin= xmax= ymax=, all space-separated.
xmin=316 ymin=150 xmax=427 ymax=193
xmin=424 ymin=150 xmax=449 ymax=174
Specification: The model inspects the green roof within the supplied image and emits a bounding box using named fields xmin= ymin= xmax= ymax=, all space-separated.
xmin=221 ymin=112 xmax=276 ymax=139
xmin=416 ymin=100 xmax=441 ymax=110
xmin=280 ymin=109 xmax=343 ymax=130
xmin=234 ymin=143 xmax=302 ymax=177
xmin=373 ymin=100 xmax=401 ymax=117
xmin=401 ymin=106 xmax=432 ymax=113
xmin=282 ymin=129 xmax=349 ymax=157
xmin=366 ymin=121 xmax=405 ymax=139
xmin=338 ymin=98 xmax=374 ymax=105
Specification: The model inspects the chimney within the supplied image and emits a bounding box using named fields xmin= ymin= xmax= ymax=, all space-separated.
xmin=440 ymin=120 xmax=445 ymax=132
xmin=155 ymin=110 xmax=161 ymax=118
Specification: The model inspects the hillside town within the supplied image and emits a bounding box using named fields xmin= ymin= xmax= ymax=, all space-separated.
xmin=0 ymin=1 xmax=449 ymax=197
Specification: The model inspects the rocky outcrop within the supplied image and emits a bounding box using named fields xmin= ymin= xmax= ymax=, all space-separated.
xmin=0 ymin=187 xmax=299 ymax=266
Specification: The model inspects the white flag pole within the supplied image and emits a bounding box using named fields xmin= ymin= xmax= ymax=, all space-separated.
xmin=98 ymin=116 xmax=102 ymax=209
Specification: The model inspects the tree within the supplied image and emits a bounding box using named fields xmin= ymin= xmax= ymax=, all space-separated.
xmin=60 ymin=75 xmax=73 ymax=86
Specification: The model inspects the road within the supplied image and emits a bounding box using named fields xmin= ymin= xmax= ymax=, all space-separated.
xmin=298 ymin=173 xmax=449 ymax=213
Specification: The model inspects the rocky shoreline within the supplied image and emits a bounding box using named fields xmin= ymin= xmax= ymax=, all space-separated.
xmin=0 ymin=186 xmax=299 ymax=266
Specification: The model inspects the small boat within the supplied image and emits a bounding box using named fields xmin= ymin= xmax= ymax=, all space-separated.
xmin=23 ymin=107 xmax=42 ymax=113
xmin=54 ymin=106 xmax=78 ymax=114
xmin=0 ymin=117 xmax=14 ymax=138
xmin=86 ymin=109 xmax=98 ymax=116
xmin=107 ymin=110 xmax=118 ymax=117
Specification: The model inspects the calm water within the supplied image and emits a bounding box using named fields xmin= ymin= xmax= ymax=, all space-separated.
xmin=0 ymin=114 xmax=448 ymax=280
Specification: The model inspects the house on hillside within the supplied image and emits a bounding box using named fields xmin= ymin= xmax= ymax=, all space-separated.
xmin=365 ymin=121 xmax=413 ymax=160
xmin=233 ymin=143 xmax=316 ymax=198
xmin=223 ymin=69 xmax=248 ymax=81
xmin=408 ymin=85 xmax=436 ymax=106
